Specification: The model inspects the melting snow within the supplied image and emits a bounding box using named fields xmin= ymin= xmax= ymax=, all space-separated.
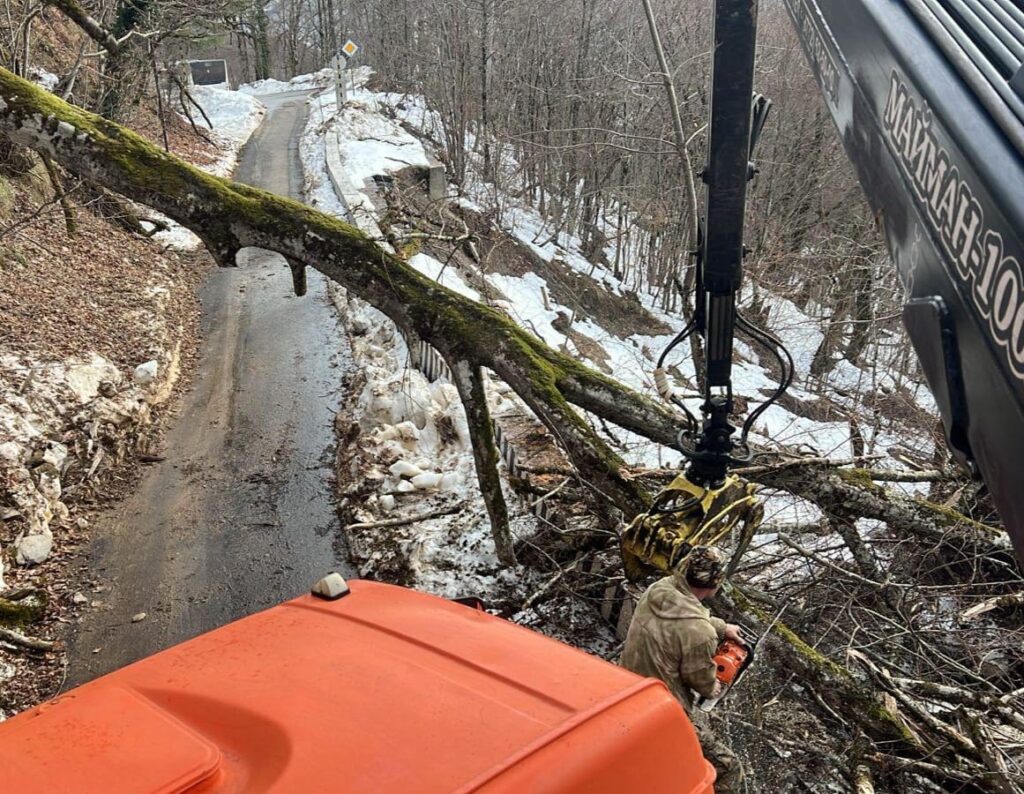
xmin=239 ymin=68 xmax=333 ymax=96
xmin=152 ymin=85 xmax=266 ymax=250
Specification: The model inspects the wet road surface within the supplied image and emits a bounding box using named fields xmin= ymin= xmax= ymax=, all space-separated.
xmin=69 ymin=91 xmax=353 ymax=684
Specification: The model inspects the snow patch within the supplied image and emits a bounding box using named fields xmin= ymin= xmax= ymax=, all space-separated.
xmin=28 ymin=68 xmax=58 ymax=91
xmin=239 ymin=68 xmax=333 ymax=96
xmin=153 ymin=86 xmax=266 ymax=250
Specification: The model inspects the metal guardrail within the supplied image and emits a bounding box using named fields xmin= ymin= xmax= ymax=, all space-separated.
xmin=325 ymin=123 xmax=634 ymax=638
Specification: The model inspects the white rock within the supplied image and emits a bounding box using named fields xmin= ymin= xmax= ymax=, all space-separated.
xmin=65 ymin=356 xmax=121 ymax=402
xmin=72 ymin=591 xmax=88 ymax=604
xmin=411 ymin=472 xmax=443 ymax=490
xmin=379 ymin=494 xmax=396 ymax=511
xmin=34 ymin=465 xmax=62 ymax=502
xmin=395 ymin=421 xmax=420 ymax=442
xmin=396 ymin=479 xmax=415 ymax=493
xmin=14 ymin=531 xmax=52 ymax=565
xmin=133 ymin=360 xmax=159 ymax=387
xmin=42 ymin=442 xmax=68 ymax=470
xmin=389 ymin=460 xmax=423 ymax=479
xmin=131 ymin=612 xmax=147 ymax=623
xmin=439 ymin=472 xmax=462 ymax=490
xmin=0 ymin=442 xmax=22 ymax=463
xmin=0 ymin=660 xmax=16 ymax=691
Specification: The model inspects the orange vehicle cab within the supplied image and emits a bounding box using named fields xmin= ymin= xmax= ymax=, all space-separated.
xmin=0 ymin=578 xmax=715 ymax=793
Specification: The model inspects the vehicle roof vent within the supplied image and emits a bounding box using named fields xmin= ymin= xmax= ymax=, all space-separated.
xmin=312 ymin=572 xmax=351 ymax=600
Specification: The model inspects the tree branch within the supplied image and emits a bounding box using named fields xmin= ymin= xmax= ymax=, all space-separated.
xmin=0 ymin=67 xmax=658 ymax=519
xmin=44 ymin=0 xmax=123 ymax=56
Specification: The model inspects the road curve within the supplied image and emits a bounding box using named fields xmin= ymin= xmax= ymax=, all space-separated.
xmin=68 ymin=91 xmax=353 ymax=684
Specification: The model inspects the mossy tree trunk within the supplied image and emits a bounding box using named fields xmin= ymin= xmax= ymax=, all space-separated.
xmin=0 ymin=67 xmax=660 ymax=524
xmin=0 ymin=67 xmax=1005 ymax=555
xmin=0 ymin=589 xmax=47 ymax=628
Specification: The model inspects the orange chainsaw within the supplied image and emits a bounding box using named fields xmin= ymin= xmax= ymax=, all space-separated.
xmin=694 ymin=636 xmax=754 ymax=712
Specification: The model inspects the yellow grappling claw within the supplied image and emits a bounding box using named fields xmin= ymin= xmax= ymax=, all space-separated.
xmin=621 ymin=473 xmax=763 ymax=581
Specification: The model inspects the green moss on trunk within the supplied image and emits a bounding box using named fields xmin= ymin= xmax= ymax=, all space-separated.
xmin=0 ymin=594 xmax=47 ymax=627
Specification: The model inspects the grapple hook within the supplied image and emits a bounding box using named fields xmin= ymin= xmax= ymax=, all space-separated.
xmin=621 ymin=473 xmax=763 ymax=582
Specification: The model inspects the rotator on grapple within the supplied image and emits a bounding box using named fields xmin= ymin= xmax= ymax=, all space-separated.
xmin=622 ymin=1 xmax=792 ymax=583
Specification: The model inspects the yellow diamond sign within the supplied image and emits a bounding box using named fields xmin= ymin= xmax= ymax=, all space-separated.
xmin=342 ymin=40 xmax=359 ymax=58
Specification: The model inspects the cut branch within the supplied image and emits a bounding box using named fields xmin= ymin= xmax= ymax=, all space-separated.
xmin=0 ymin=627 xmax=54 ymax=651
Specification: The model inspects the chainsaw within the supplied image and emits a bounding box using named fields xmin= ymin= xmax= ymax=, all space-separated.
xmin=693 ymin=636 xmax=755 ymax=712
xmin=693 ymin=601 xmax=787 ymax=711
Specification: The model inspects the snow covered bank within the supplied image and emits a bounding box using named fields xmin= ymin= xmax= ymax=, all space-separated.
xmin=153 ymin=85 xmax=266 ymax=250
xmin=0 ymin=254 xmax=194 ymax=588
xmin=298 ymin=77 xmax=528 ymax=597
xmin=239 ymin=68 xmax=333 ymax=96
xmin=188 ymin=85 xmax=266 ymax=177
xmin=297 ymin=73 xmax=619 ymax=653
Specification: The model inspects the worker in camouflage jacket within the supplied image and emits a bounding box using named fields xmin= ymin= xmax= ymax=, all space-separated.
xmin=621 ymin=546 xmax=743 ymax=793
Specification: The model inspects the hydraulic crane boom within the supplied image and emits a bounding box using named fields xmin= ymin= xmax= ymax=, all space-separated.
xmin=627 ymin=0 xmax=1024 ymax=578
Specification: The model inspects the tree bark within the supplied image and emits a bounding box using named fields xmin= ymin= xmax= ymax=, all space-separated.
xmin=43 ymin=0 xmax=123 ymax=56
xmin=451 ymin=361 xmax=515 ymax=564
xmin=0 ymin=67 xmax=658 ymax=519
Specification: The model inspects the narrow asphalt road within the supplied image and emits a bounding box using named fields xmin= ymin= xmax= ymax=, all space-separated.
xmin=69 ymin=91 xmax=353 ymax=684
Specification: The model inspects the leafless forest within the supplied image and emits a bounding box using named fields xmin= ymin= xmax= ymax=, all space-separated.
xmin=1 ymin=1 xmax=1022 ymax=791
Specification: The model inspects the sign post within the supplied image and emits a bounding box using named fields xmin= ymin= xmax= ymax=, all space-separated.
xmin=334 ymin=54 xmax=346 ymax=107
xmin=337 ymin=39 xmax=358 ymax=103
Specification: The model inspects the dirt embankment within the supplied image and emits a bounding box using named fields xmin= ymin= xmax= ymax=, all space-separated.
xmin=0 ymin=111 xmax=216 ymax=717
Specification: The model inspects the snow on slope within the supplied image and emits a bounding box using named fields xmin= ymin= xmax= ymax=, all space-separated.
xmin=152 ymin=86 xmax=266 ymax=250
xmin=306 ymin=73 xmax=860 ymax=469
xmin=294 ymin=66 xmax=939 ymax=599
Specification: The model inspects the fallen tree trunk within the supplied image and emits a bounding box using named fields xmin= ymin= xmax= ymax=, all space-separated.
xmin=1 ymin=68 xmax=1008 ymax=556
xmin=0 ymin=67 xmax=672 ymax=525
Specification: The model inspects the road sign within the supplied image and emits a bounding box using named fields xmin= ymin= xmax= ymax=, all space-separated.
xmin=188 ymin=59 xmax=228 ymax=87
xmin=341 ymin=40 xmax=359 ymax=59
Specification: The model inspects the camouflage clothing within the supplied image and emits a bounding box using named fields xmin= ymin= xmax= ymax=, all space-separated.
xmin=622 ymin=576 xmax=725 ymax=706
xmin=682 ymin=545 xmax=727 ymax=589
xmin=621 ymin=575 xmax=742 ymax=792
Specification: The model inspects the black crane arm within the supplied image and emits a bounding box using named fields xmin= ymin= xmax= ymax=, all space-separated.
xmin=628 ymin=1 xmax=1024 ymax=576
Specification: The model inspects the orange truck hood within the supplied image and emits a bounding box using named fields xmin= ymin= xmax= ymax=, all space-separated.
xmin=1 ymin=580 xmax=715 ymax=793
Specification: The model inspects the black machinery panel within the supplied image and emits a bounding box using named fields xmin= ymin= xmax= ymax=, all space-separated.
xmin=783 ymin=0 xmax=1024 ymax=560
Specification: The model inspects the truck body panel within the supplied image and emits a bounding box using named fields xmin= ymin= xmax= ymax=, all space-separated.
xmin=1 ymin=580 xmax=714 ymax=793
